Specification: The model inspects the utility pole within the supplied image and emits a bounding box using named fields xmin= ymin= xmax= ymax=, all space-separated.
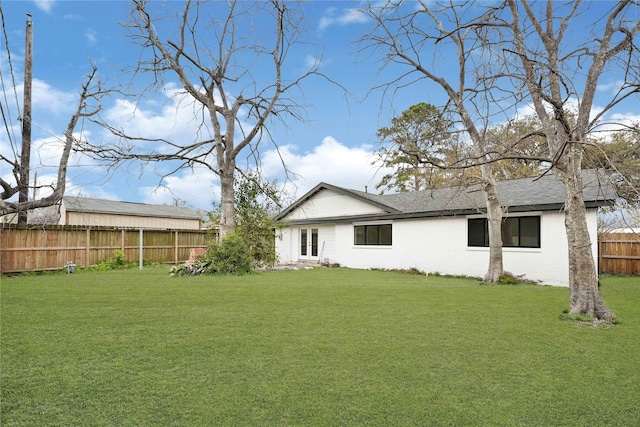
xmin=18 ymin=14 xmax=33 ymax=224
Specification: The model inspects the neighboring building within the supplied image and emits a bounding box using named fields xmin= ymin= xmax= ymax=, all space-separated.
xmin=0 ymin=213 xmax=18 ymax=224
xmin=609 ymin=227 xmax=640 ymax=234
xmin=35 ymin=197 xmax=203 ymax=230
xmin=274 ymin=170 xmax=615 ymax=286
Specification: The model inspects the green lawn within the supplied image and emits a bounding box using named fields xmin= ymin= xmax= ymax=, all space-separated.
xmin=1 ymin=267 xmax=639 ymax=426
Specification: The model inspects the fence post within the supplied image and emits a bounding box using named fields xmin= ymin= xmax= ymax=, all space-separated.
xmin=139 ymin=229 xmax=143 ymax=270
xmin=85 ymin=228 xmax=90 ymax=267
xmin=598 ymin=234 xmax=602 ymax=274
xmin=174 ymin=231 xmax=179 ymax=264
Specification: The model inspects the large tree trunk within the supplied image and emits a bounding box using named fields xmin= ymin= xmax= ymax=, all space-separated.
xmin=483 ymin=176 xmax=503 ymax=283
xmin=218 ymin=165 xmax=236 ymax=240
xmin=556 ymin=156 xmax=612 ymax=321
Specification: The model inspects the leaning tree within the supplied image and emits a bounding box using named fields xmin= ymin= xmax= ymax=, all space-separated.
xmin=84 ymin=0 xmax=325 ymax=238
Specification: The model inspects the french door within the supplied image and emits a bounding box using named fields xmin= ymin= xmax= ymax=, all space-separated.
xmin=300 ymin=228 xmax=319 ymax=259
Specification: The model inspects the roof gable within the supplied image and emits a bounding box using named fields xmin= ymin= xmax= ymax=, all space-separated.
xmin=275 ymin=183 xmax=400 ymax=222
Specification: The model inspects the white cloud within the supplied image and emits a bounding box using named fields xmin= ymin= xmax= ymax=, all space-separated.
xmin=139 ymin=166 xmax=219 ymax=211
xmin=593 ymin=111 xmax=640 ymax=139
xmin=32 ymin=135 xmax=68 ymax=170
xmin=101 ymin=91 xmax=390 ymax=209
xmin=19 ymin=170 xmax=117 ymax=202
xmin=32 ymin=79 xmax=78 ymax=116
xmin=609 ymin=112 xmax=640 ymax=124
xmin=597 ymin=80 xmax=625 ymax=93
xmin=318 ymin=17 xmax=333 ymax=32
xmin=7 ymin=79 xmax=78 ymax=120
xmin=339 ymin=8 xmax=368 ymax=25
xmin=19 ymin=131 xmax=114 ymax=197
xmin=31 ymin=128 xmax=100 ymax=169
xmin=318 ymin=7 xmax=337 ymax=31
xmin=34 ymin=0 xmax=55 ymax=13
xmin=101 ymin=84 xmax=235 ymax=148
xmin=134 ymin=135 xmax=390 ymax=211
xmin=103 ymin=98 xmax=210 ymax=153
xmin=98 ymin=85 xmax=389 ymax=209
xmin=97 ymin=84 xmax=263 ymax=210
xmin=318 ymin=6 xmax=368 ymax=31
xmin=305 ymin=55 xmax=328 ymax=69
xmin=62 ymin=14 xmax=83 ymax=21
xmin=85 ymin=29 xmax=97 ymax=46
xmin=262 ymin=136 xmax=390 ymax=199
xmin=27 ymin=172 xmax=66 ymax=199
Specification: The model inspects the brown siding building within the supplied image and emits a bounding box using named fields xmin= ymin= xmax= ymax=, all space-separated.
xmin=56 ymin=197 xmax=203 ymax=230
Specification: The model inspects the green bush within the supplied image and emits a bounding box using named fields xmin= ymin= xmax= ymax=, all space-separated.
xmin=497 ymin=272 xmax=521 ymax=285
xmin=241 ymin=228 xmax=278 ymax=268
xmin=170 ymin=233 xmax=253 ymax=276
xmin=97 ymin=250 xmax=128 ymax=270
xmin=477 ymin=271 xmax=537 ymax=285
xmin=208 ymin=233 xmax=254 ymax=275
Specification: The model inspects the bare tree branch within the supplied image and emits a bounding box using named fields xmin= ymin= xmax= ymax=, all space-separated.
xmin=1 ymin=65 xmax=108 ymax=217
xmin=79 ymin=0 xmax=340 ymax=238
xmin=362 ymin=0 xmax=639 ymax=319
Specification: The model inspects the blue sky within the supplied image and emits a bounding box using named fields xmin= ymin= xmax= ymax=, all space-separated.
xmin=1 ymin=1 xmax=638 ymax=212
xmin=1 ymin=0 xmax=424 ymax=211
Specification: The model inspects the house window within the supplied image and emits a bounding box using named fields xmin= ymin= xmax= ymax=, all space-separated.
xmin=354 ymin=224 xmax=392 ymax=246
xmin=468 ymin=216 xmax=540 ymax=248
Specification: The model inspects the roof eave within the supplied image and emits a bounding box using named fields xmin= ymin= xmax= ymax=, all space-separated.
xmin=274 ymin=182 xmax=401 ymax=222
xmin=276 ymin=200 xmax=611 ymax=226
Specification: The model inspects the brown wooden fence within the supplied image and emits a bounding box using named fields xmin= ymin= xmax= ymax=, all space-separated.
xmin=0 ymin=225 xmax=214 ymax=274
xmin=598 ymin=233 xmax=640 ymax=276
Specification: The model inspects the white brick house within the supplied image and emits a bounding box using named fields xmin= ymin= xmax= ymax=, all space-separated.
xmin=274 ymin=171 xmax=614 ymax=286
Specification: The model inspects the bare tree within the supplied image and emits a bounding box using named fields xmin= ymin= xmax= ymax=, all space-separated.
xmin=363 ymin=0 xmax=639 ymax=320
xmin=362 ymin=2 xmax=514 ymax=282
xmin=502 ymin=0 xmax=639 ymax=320
xmin=1 ymin=66 xmax=105 ymax=217
xmin=584 ymin=128 xmax=640 ymax=206
xmin=83 ymin=0 xmax=326 ymax=239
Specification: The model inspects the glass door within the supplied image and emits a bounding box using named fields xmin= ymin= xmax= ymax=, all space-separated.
xmin=300 ymin=228 xmax=318 ymax=259
xmin=300 ymin=228 xmax=308 ymax=257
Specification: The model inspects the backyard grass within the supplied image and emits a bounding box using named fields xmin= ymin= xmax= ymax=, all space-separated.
xmin=1 ymin=267 xmax=639 ymax=426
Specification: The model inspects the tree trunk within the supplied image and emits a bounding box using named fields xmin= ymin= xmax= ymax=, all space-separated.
xmin=556 ymin=159 xmax=612 ymax=321
xmin=218 ymin=166 xmax=236 ymax=240
xmin=483 ymin=175 xmax=503 ymax=283
xmin=478 ymin=160 xmax=503 ymax=283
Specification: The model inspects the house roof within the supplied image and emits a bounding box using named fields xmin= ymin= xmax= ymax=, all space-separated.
xmin=62 ymin=197 xmax=202 ymax=220
xmin=275 ymin=170 xmax=616 ymax=224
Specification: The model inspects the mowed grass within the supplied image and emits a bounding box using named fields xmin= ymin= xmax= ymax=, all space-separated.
xmin=1 ymin=267 xmax=639 ymax=426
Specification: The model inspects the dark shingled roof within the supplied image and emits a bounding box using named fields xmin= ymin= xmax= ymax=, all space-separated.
xmin=275 ymin=170 xmax=615 ymax=223
xmin=63 ymin=197 xmax=202 ymax=220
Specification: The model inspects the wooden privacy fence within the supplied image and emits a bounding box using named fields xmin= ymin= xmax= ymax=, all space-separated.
xmin=598 ymin=233 xmax=640 ymax=276
xmin=0 ymin=225 xmax=214 ymax=274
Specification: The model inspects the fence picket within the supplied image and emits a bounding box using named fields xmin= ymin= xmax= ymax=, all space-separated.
xmin=0 ymin=225 xmax=213 ymax=274
xmin=598 ymin=233 xmax=640 ymax=276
